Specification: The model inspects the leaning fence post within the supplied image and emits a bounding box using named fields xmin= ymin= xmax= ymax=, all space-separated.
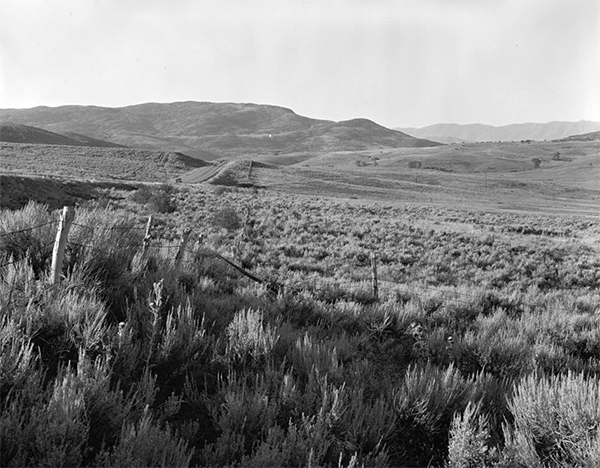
xmin=371 ymin=252 xmax=378 ymax=300
xmin=50 ymin=206 xmax=74 ymax=284
xmin=174 ymin=227 xmax=192 ymax=269
xmin=142 ymin=216 xmax=153 ymax=255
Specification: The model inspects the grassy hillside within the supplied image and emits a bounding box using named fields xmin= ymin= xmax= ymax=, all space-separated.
xmin=0 ymin=143 xmax=208 ymax=182
xmin=4 ymin=138 xmax=597 ymax=216
xmin=223 ymin=140 xmax=600 ymax=216
xmin=0 ymin=122 xmax=123 ymax=147
xmin=0 ymin=174 xmax=138 ymax=210
xmin=555 ymin=130 xmax=600 ymax=142
xmin=0 ymin=101 xmax=441 ymax=159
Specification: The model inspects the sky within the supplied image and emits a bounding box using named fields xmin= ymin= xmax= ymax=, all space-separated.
xmin=1 ymin=0 xmax=599 ymax=128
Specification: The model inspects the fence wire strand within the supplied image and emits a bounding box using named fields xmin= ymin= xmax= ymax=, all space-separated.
xmin=0 ymin=221 xmax=58 ymax=237
xmin=72 ymin=222 xmax=145 ymax=232
xmin=0 ymin=217 xmax=574 ymax=312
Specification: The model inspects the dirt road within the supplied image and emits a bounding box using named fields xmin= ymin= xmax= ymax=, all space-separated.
xmin=178 ymin=165 xmax=220 ymax=183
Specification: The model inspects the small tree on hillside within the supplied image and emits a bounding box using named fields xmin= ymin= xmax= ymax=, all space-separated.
xmin=531 ymin=158 xmax=541 ymax=168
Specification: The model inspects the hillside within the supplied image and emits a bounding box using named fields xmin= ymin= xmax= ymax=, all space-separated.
xmin=397 ymin=120 xmax=600 ymax=142
xmin=0 ymin=102 xmax=441 ymax=159
xmin=0 ymin=122 xmax=123 ymax=147
xmin=555 ymin=130 xmax=600 ymax=142
xmin=0 ymin=142 xmax=209 ymax=182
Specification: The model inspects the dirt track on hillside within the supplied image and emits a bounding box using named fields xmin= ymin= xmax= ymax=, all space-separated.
xmin=178 ymin=165 xmax=220 ymax=183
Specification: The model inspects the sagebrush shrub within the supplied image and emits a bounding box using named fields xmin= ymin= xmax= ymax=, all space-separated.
xmin=390 ymin=363 xmax=478 ymax=466
xmin=226 ymin=308 xmax=279 ymax=363
xmin=107 ymin=413 xmax=194 ymax=467
xmin=129 ymin=184 xmax=176 ymax=213
xmin=503 ymin=371 xmax=600 ymax=467
xmin=210 ymin=205 xmax=241 ymax=231
xmin=447 ymin=402 xmax=497 ymax=468
xmin=68 ymin=208 xmax=144 ymax=320
xmin=291 ymin=332 xmax=341 ymax=382
xmin=0 ymin=201 xmax=55 ymax=276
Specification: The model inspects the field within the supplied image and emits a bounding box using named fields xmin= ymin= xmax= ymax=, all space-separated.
xmin=1 ymin=139 xmax=600 ymax=467
xmin=247 ymin=140 xmax=600 ymax=216
xmin=0 ymin=142 xmax=208 ymax=182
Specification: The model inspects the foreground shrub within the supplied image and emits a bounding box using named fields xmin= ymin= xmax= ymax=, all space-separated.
xmin=1 ymin=367 xmax=88 ymax=467
xmin=0 ymin=201 xmax=55 ymax=277
xmin=104 ymin=413 xmax=194 ymax=468
xmin=226 ymin=308 xmax=279 ymax=364
xmin=501 ymin=371 xmax=600 ymax=467
xmin=68 ymin=208 xmax=144 ymax=320
xmin=447 ymin=402 xmax=497 ymax=468
xmin=390 ymin=363 xmax=477 ymax=466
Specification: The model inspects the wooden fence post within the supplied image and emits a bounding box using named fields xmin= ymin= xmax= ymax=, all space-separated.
xmin=242 ymin=206 xmax=252 ymax=239
xmin=50 ymin=206 xmax=74 ymax=284
xmin=370 ymin=252 xmax=378 ymax=300
xmin=174 ymin=228 xmax=192 ymax=269
xmin=142 ymin=216 xmax=153 ymax=255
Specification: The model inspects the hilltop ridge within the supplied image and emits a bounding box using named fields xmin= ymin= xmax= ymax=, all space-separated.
xmin=1 ymin=101 xmax=442 ymax=160
xmin=0 ymin=122 xmax=124 ymax=148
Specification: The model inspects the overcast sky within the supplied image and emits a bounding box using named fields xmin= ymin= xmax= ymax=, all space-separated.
xmin=1 ymin=0 xmax=598 ymax=128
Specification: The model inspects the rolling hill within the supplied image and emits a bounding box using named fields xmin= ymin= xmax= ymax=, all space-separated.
xmin=555 ymin=130 xmax=600 ymax=142
xmin=0 ymin=142 xmax=209 ymax=182
xmin=0 ymin=122 xmax=124 ymax=147
xmin=397 ymin=120 xmax=600 ymax=143
xmin=0 ymin=102 xmax=442 ymax=160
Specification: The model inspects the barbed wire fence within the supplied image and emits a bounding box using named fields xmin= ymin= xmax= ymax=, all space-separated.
xmin=1 ymin=205 xmax=556 ymax=311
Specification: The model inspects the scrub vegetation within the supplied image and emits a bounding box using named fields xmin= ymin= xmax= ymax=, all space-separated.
xmin=1 ymin=185 xmax=599 ymax=467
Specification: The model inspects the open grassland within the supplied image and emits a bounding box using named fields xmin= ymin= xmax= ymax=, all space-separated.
xmin=247 ymin=165 xmax=598 ymax=217
xmin=1 ymin=179 xmax=599 ymax=467
xmin=2 ymin=139 xmax=598 ymax=215
xmin=240 ymin=140 xmax=599 ymax=217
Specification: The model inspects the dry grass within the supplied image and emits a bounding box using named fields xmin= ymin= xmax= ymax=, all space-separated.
xmin=0 ymin=142 xmax=206 ymax=182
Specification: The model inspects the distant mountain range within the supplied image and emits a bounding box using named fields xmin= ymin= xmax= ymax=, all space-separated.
xmin=0 ymin=102 xmax=441 ymax=160
xmin=0 ymin=122 xmax=124 ymax=148
xmin=396 ymin=121 xmax=600 ymax=143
